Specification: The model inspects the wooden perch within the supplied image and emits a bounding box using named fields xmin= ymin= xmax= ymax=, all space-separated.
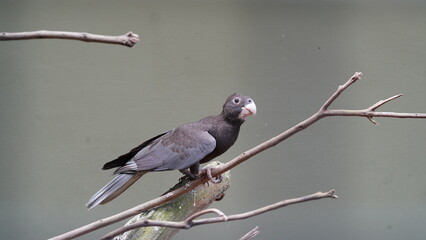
xmin=105 ymin=161 xmax=230 ymax=240
xmin=0 ymin=30 xmax=140 ymax=47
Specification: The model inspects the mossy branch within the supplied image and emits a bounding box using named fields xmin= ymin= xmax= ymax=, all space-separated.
xmin=109 ymin=161 xmax=230 ymax=240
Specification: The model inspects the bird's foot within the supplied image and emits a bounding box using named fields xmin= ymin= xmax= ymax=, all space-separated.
xmin=179 ymin=167 xmax=222 ymax=184
xmin=199 ymin=166 xmax=222 ymax=184
xmin=179 ymin=169 xmax=198 ymax=182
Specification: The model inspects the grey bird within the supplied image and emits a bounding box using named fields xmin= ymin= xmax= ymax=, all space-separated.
xmin=86 ymin=93 xmax=256 ymax=209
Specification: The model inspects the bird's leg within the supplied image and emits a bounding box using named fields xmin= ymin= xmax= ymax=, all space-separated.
xmin=179 ymin=169 xmax=197 ymax=182
xmin=178 ymin=163 xmax=202 ymax=182
xmin=199 ymin=166 xmax=222 ymax=184
xmin=190 ymin=163 xmax=200 ymax=176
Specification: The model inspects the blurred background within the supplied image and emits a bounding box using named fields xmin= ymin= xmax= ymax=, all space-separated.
xmin=1 ymin=0 xmax=426 ymax=239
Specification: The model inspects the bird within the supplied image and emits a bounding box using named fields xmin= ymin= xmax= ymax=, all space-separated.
xmin=86 ymin=93 xmax=256 ymax=209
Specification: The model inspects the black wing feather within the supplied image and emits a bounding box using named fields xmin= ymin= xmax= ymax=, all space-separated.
xmin=102 ymin=131 xmax=169 ymax=170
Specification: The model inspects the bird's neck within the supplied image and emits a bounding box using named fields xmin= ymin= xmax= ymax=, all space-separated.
xmin=220 ymin=111 xmax=245 ymax=126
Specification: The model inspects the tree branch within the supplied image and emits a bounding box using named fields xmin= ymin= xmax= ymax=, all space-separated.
xmin=0 ymin=30 xmax=140 ymax=47
xmin=107 ymin=161 xmax=230 ymax=240
xmin=320 ymin=72 xmax=363 ymax=110
xmin=50 ymin=72 xmax=426 ymax=240
xmin=239 ymin=226 xmax=260 ymax=240
xmin=101 ymin=190 xmax=337 ymax=240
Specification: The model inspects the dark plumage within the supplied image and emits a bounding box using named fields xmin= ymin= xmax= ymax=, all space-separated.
xmin=86 ymin=93 xmax=256 ymax=209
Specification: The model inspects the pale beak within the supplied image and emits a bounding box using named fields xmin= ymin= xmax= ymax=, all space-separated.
xmin=240 ymin=101 xmax=257 ymax=119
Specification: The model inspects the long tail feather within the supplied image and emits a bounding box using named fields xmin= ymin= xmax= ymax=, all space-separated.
xmin=86 ymin=172 xmax=145 ymax=210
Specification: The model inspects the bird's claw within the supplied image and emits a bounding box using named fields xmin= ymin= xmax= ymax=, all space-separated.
xmin=179 ymin=167 xmax=222 ymax=184
xmin=200 ymin=167 xmax=222 ymax=184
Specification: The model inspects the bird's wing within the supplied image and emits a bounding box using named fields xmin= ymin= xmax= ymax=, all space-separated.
xmin=102 ymin=131 xmax=169 ymax=170
xmin=115 ymin=125 xmax=216 ymax=173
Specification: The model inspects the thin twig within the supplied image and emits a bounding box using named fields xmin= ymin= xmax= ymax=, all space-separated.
xmin=100 ymin=190 xmax=337 ymax=240
xmin=186 ymin=208 xmax=228 ymax=224
xmin=239 ymin=226 xmax=260 ymax=240
xmin=320 ymin=72 xmax=363 ymax=110
xmin=366 ymin=94 xmax=403 ymax=124
xmin=0 ymin=30 xmax=140 ymax=47
xmin=50 ymin=72 xmax=426 ymax=240
xmin=369 ymin=94 xmax=403 ymax=111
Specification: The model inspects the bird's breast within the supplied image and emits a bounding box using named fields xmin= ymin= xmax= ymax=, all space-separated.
xmin=200 ymin=125 xmax=240 ymax=164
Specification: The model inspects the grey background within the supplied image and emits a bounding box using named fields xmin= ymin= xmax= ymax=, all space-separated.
xmin=1 ymin=1 xmax=426 ymax=239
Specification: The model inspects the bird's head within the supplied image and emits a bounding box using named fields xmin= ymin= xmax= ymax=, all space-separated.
xmin=222 ymin=93 xmax=257 ymax=124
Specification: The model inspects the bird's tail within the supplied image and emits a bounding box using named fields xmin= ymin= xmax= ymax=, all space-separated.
xmin=86 ymin=172 xmax=145 ymax=210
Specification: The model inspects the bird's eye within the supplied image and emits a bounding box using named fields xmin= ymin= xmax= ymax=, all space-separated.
xmin=247 ymin=99 xmax=252 ymax=103
xmin=233 ymin=97 xmax=241 ymax=104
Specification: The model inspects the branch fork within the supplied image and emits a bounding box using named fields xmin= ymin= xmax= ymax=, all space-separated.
xmin=364 ymin=94 xmax=403 ymax=124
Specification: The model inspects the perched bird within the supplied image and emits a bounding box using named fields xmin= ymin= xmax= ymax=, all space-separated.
xmin=86 ymin=93 xmax=256 ymax=209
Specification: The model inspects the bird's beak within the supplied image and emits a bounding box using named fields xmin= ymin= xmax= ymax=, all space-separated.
xmin=240 ymin=102 xmax=257 ymax=119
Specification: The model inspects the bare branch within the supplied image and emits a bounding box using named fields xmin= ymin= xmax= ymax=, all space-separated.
xmin=51 ymin=72 xmax=426 ymax=240
xmin=366 ymin=94 xmax=403 ymax=124
xmin=0 ymin=30 xmax=140 ymax=47
xmin=320 ymin=72 xmax=363 ymax=110
xmin=185 ymin=208 xmax=228 ymax=224
xmin=239 ymin=226 xmax=260 ymax=240
xmin=368 ymin=94 xmax=403 ymax=111
xmin=322 ymin=93 xmax=426 ymax=124
xmin=101 ymin=190 xmax=337 ymax=240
